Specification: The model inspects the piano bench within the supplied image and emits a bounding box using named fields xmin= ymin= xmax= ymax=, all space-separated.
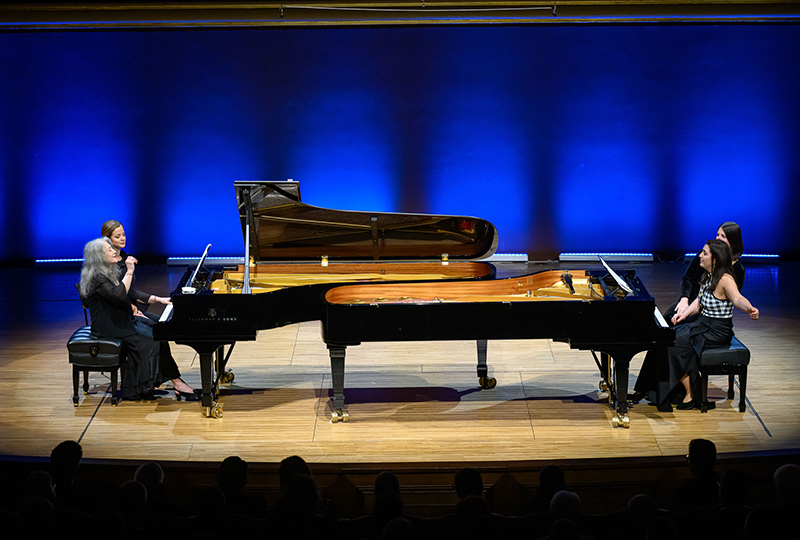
xmin=67 ymin=326 xmax=125 ymax=407
xmin=699 ymin=336 xmax=750 ymax=413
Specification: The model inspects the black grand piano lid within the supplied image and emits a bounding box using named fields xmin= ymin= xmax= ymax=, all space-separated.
xmin=235 ymin=181 xmax=499 ymax=262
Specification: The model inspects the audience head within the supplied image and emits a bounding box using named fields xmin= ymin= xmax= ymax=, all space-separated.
xmin=21 ymin=470 xmax=56 ymax=505
xmin=548 ymin=518 xmax=581 ymax=540
xmin=719 ymin=468 xmax=750 ymax=507
xmin=50 ymin=440 xmax=83 ymax=480
xmin=455 ymin=495 xmax=489 ymax=525
xmin=17 ymin=496 xmax=55 ymax=535
xmin=687 ymin=438 xmax=717 ymax=475
xmin=718 ymin=221 xmax=744 ymax=260
xmin=284 ymin=473 xmax=321 ymax=516
xmin=380 ymin=517 xmax=415 ymax=540
xmin=627 ymin=493 xmax=658 ymax=523
xmin=278 ymin=455 xmax=312 ymax=492
xmin=375 ymin=471 xmax=401 ymax=499
xmin=773 ymin=463 xmax=800 ymax=502
xmin=646 ymin=515 xmax=680 ymax=540
xmin=743 ymin=505 xmax=778 ymax=540
xmin=217 ymin=455 xmax=249 ymax=493
xmin=266 ymin=497 xmax=308 ymax=540
xmin=117 ymin=480 xmax=148 ymax=517
xmin=454 ymin=467 xmax=483 ymax=499
xmin=134 ymin=462 xmax=164 ymax=494
xmin=549 ymin=490 xmax=582 ymax=521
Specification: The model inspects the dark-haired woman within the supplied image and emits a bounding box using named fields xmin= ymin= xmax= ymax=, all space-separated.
xmin=659 ymin=239 xmax=759 ymax=411
xmin=101 ymin=220 xmax=196 ymax=399
xmin=667 ymin=221 xmax=746 ymax=325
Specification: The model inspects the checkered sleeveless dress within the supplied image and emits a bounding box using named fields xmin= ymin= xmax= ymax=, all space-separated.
xmin=699 ymin=281 xmax=734 ymax=319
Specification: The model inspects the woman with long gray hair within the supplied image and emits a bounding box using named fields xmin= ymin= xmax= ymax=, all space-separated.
xmin=79 ymin=238 xmax=162 ymax=400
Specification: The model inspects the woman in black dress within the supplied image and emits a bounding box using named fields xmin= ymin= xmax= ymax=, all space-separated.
xmin=79 ymin=238 xmax=162 ymax=400
xmin=100 ymin=220 xmax=196 ymax=400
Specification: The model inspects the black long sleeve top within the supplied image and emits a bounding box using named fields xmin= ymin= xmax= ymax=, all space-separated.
xmin=86 ymin=276 xmax=137 ymax=339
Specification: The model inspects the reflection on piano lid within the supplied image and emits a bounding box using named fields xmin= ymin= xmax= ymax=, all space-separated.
xmin=235 ymin=181 xmax=499 ymax=262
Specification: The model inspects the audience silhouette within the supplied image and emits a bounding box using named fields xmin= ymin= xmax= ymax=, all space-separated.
xmin=1 ymin=439 xmax=797 ymax=540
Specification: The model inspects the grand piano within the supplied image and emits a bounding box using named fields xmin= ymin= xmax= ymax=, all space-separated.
xmin=155 ymin=181 xmax=674 ymax=428
xmin=154 ymin=180 xmax=498 ymax=418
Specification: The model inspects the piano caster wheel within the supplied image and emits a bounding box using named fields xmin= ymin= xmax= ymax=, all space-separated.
xmin=204 ymin=403 xmax=224 ymax=418
xmin=611 ymin=414 xmax=630 ymax=428
xmin=221 ymin=370 xmax=235 ymax=384
xmin=599 ymin=380 xmax=609 ymax=392
xmin=478 ymin=377 xmax=497 ymax=389
xmin=331 ymin=409 xmax=350 ymax=423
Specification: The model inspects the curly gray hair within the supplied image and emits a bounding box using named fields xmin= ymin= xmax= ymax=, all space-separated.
xmin=79 ymin=238 xmax=118 ymax=297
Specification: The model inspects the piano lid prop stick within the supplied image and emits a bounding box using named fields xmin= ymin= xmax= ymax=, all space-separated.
xmin=242 ymin=194 xmax=252 ymax=295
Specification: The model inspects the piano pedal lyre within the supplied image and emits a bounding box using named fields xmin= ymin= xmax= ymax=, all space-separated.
xmin=331 ymin=409 xmax=350 ymax=423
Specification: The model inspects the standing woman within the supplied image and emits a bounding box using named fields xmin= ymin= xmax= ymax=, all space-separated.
xmin=79 ymin=238 xmax=162 ymax=400
xmin=661 ymin=239 xmax=759 ymax=411
xmin=101 ymin=220 xmax=170 ymax=321
xmin=101 ymin=220 xmax=196 ymax=399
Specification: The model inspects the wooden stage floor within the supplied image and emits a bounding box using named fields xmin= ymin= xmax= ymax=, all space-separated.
xmin=1 ymin=260 xmax=799 ymax=465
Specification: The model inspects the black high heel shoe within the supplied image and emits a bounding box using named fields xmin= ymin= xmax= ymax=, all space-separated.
xmin=174 ymin=389 xmax=200 ymax=401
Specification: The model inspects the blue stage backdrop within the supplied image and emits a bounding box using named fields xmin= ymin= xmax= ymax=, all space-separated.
xmin=1 ymin=24 xmax=798 ymax=263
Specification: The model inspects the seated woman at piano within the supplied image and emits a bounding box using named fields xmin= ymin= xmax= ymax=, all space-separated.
xmin=100 ymin=221 xmax=197 ymax=399
xmin=665 ymin=221 xmax=746 ymax=325
xmin=79 ymin=238 xmax=165 ymax=400
xmin=632 ymin=222 xmax=746 ymax=402
xmin=641 ymin=239 xmax=759 ymax=412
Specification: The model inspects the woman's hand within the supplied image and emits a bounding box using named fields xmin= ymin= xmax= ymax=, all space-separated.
xmin=674 ymin=297 xmax=690 ymax=319
xmin=125 ymin=255 xmax=138 ymax=274
xmin=748 ymin=307 xmax=759 ymax=320
xmin=155 ymin=296 xmax=172 ymax=305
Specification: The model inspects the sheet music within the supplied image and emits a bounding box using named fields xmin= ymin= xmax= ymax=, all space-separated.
xmin=158 ymin=304 xmax=174 ymax=323
xmin=599 ymin=256 xmax=633 ymax=294
xmin=187 ymin=243 xmax=212 ymax=289
xmin=654 ymin=307 xmax=669 ymax=328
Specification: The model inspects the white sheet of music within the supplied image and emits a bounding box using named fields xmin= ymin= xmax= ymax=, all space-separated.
xmin=158 ymin=304 xmax=173 ymax=323
xmin=654 ymin=307 xmax=669 ymax=328
xmin=599 ymin=256 xmax=633 ymax=294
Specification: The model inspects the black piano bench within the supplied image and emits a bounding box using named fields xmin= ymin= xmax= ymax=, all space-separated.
xmin=67 ymin=326 xmax=125 ymax=407
xmin=699 ymin=336 xmax=750 ymax=413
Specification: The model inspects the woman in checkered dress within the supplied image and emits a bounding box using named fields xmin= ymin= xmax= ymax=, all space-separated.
xmin=662 ymin=239 xmax=759 ymax=411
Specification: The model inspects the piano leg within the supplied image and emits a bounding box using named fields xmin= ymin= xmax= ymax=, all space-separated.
xmin=189 ymin=344 xmax=225 ymax=419
xmin=611 ymin=352 xmax=633 ymax=428
xmin=476 ymin=340 xmax=497 ymax=389
xmin=328 ymin=345 xmax=349 ymax=423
